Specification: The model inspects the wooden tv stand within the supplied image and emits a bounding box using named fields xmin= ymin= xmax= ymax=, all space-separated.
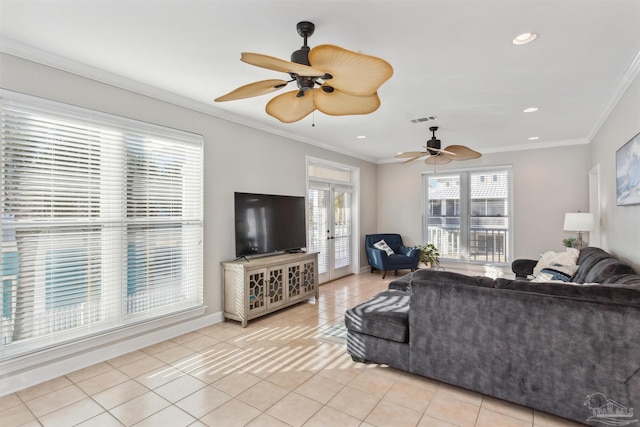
xmin=221 ymin=252 xmax=319 ymax=327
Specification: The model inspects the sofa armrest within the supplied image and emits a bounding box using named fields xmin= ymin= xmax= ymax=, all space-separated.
xmin=511 ymin=258 xmax=537 ymax=279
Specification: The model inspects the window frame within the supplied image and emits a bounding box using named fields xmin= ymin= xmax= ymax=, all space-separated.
xmin=0 ymin=91 xmax=204 ymax=361
xmin=422 ymin=165 xmax=513 ymax=265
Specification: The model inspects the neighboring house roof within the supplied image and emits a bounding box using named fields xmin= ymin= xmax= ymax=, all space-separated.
xmin=428 ymin=175 xmax=509 ymax=200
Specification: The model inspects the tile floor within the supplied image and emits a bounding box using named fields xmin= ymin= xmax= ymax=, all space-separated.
xmin=1 ymin=272 xmax=586 ymax=427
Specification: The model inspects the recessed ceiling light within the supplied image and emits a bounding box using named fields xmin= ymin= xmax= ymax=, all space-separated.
xmin=523 ymin=107 xmax=538 ymax=113
xmin=528 ymin=136 xmax=539 ymax=140
xmin=356 ymin=135 xmax=366 ymax=139
xmin=512 ymin=32 xmax=538 ymax=45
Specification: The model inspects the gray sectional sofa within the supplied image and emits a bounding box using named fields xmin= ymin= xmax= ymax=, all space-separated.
xmin=345 ymin=247 xmax=640 ymax=426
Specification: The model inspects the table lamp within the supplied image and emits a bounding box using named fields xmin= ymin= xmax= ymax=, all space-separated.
xmin=563 ymin=212 xmax=594 ymax=249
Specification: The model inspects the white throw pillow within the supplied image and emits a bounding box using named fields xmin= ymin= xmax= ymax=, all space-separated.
xmin=373 ymin=239 xmax=394 ymax=255
xmin=533 ymin=248 xmax=579 ymax=277
xmin=531 ymin=272 xmax=559 ymax=282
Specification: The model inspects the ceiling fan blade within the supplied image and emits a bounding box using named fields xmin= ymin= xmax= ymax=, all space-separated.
xmin=241 ymin=52 xmax=326 ymax=77
xmin=443 ymin=145 xmax=482 ymax=160
xmin=314 ymin=88 xmax=381 ymax=116
xmin=265 ymin=89 xmax=316 ymax=123
xmin=425 ymin=155 xmax=453 ymax=165
xmin=402 ymin=154 xmax=430 ymax=164
xmin=395 ymin=151 xmax=428 ymax=158
xmin=309 ymin=45 xmax=393 ymax=96
xmin=214 ymin=79 xmax=289 ymax=102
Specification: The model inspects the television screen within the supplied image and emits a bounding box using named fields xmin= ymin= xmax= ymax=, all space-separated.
xmin=234 ymin=192 xmax=307 ymax=257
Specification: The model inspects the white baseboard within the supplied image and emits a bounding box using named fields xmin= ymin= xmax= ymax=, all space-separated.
xmin=0 ymin=311 xmax=223 ymax=396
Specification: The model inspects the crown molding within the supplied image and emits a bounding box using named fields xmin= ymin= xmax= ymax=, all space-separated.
xmin=2 ymin=37 xmax=637 ymax=165
xmin=0 ymin=37 xmax=376 ymax=164
xmin=376 ymin=138 xmax=589 ymax=164
xmin=587 ymin=48 xmax=640 ymax=143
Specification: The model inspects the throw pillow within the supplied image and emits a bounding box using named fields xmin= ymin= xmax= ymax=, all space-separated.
xmin=545 ymin=262 xmax=579 ymax=279
xmin=373 ymin=239 xmax=394 ymax=255
xmin=531 ymin=272 xmax=557 ymax=282
xmin=533 ymin=248 xmax=580 ymax=277
xmin=537 ymin=263 xmax=579 ymax=282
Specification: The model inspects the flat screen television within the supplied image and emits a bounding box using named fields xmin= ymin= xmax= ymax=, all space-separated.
xmin=234 ymin=192 xmax=307 ymax=257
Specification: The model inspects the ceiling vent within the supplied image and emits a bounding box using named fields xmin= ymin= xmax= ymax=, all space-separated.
xmin=410 ymin=116 xmax=437 ymax=123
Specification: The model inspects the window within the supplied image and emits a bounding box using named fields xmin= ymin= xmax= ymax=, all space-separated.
xmin=423 ymin=167 xmax=512 ymax=264
xmin=0 ymin=93 xmax=203 ymax=360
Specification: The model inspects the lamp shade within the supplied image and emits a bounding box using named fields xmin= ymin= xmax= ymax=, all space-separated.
xmin=563 ymin=212 xmax=594 ymax=232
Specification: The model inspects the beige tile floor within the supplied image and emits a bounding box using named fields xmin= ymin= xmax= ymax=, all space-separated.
xmin=1 ymin=272 xmax=586 ymax=427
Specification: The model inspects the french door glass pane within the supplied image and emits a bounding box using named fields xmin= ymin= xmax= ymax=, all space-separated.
xmin=426 ymin=174 xmax=461 ymax=260
xmin=307 ymin=188 xmax=328 ymax=274
xmin=334 ymin=190 xmax=351 ymax=269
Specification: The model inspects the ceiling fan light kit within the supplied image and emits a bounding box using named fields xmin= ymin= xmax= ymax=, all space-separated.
xmin=215 ymin=21 xmax=393 ymax=123
xmin=395 ymin=126 xmax=482 ymax=165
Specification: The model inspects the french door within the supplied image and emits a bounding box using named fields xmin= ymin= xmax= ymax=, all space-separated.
xmin=308 ymin=183 xmax=352 ymax=283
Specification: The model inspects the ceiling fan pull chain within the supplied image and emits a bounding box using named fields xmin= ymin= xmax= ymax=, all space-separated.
xmin=312 ymin=90 xmax=316 ymax=127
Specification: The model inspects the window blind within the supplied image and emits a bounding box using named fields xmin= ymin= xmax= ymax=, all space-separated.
xmin=0 ymin=93 xmax=203 ymax=361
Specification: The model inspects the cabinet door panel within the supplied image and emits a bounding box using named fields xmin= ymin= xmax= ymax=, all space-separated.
xmin=287 ymin=263 xmax=301 ymax=299
xmin=268 ymin=266 xmax=286 ymax=308
xmin=302 ymin=260 xmax=316 ymax=294
xmin=248 ymin=270 xmax=266 ymax=313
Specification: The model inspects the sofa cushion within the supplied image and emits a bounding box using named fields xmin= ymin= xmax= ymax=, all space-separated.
xmin=344 ymin=290 xmax=410 ymax=343
xmin=409 ymin=269 xmax=496 ymax=289
xmin=603 ymin=274 xmax=640 ymax=288
xmin=494 ymin=278 xmax=640 ymax=307
xmin=582 ymin=257 xmax=636 ymax=284
xmin=571 ymin=247 xmax=631 ymax=283
xmin=388 ymin=273 xmax=413 ymax=292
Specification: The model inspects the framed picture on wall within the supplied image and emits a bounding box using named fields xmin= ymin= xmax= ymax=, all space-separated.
xmin=616 ymin=131 xmax=640 ymax=206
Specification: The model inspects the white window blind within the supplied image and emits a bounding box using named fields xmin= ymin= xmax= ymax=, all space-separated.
xmin=0 ymin=93 xmax=203 ymax=361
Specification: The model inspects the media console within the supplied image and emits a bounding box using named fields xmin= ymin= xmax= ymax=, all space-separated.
xmin=221 ymin=252 xmax=319 ymax=327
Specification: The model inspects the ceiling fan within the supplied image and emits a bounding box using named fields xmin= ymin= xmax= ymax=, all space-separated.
xmin=395 ymin=126 xmax=482 ymax=165
xmin=215 ymin=21 xmax=393 ymax=123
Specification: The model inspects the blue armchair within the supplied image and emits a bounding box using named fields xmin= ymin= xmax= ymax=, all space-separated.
xmin=365 ymin=233 xmax=420 ymax=279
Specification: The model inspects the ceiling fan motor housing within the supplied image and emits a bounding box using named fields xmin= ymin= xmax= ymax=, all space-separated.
xmin=291 ymin=45 xmax=311 ymax=65
xmin=427 ymin=126 xmax=441 ymax=154
xmin=427 ymin=140 xmax=441 ymax=155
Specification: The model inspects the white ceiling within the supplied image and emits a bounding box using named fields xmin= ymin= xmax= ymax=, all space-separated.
xmin=1 ymin=0 xmax=639 ymax=163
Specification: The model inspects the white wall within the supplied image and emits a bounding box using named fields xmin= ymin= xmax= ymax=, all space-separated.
xmin=589 ymin=71 xmax=640 ymax=271
xmin=377 ymin=71 xmax=640 ymax=273
xmin=0 ymin=53 xmax=382 ymax=392
xmin=377 ymin=144 xmax=591 ymax=261
xmin=0 ymin=53 xmax=378 ymax=316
